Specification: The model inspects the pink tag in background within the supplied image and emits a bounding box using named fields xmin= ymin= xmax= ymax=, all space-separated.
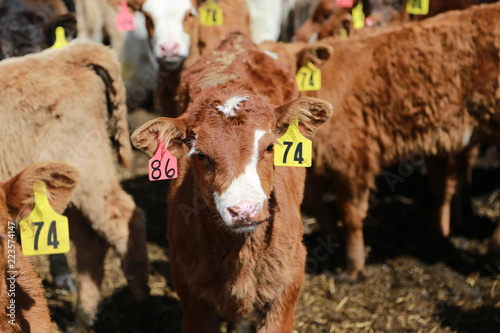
xmin=148 ymin=139 xmax=178 ymax=181
xmin=336 ymin=0 xmax=354 ymax=8
xmin=116 ymin=1 xmax=136 ymax=31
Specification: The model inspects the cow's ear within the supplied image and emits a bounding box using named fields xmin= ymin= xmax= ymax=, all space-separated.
xmin=3 ymin=162 xmax=79 ymax=220
xmin=43 ymin=13 xmax=77 ymax=48
xmin=296 ymin=42 xmax=333 ymax=69
xmin=275 ymin=97 xmax=333 ymax=139
xmin=335 ymin=13 xmax=352 ymax=37
xmin=131 ymin=117 xmax=188 ymax=157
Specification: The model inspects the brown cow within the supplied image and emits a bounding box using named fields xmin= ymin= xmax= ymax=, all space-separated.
xmin=295 ymin=0 xmax=499 ymax=42
xmin=132 ymin=31 xmax=332 ymax=332
xmin=0 ymin=162 xmax=79 ymax=333
xmin=0 ymin=41 xmax=149 ymax=329
xmin=296 ymin=3 xmax=500 ymax=280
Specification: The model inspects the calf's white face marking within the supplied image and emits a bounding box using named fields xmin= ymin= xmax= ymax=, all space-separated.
xmin=214 ymin=129 xmax=268 ymax=227
xmin=216 ymin=95 xmax=249 ymax=117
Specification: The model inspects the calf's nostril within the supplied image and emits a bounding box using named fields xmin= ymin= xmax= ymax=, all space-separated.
xmin=227 ymin=207 xmax=240 ymax=218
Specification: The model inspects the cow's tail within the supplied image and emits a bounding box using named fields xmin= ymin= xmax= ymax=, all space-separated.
xmin=65 ymin=40 xmax=132 ymax=168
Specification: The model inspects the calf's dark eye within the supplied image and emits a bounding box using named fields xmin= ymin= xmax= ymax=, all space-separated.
xmin=197 ymin=152 xmax=206 ymax=160
xmin=266 ymin=145 xmax=274 ymax=152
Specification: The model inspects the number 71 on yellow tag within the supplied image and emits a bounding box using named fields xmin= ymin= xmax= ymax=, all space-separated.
xmin=200 ymin=0 xmax=224 ymax=26
xmin=274 ymin=120 xmax=313 ymax=167
xmin=406 ymin=0 xmax=429 ymax=15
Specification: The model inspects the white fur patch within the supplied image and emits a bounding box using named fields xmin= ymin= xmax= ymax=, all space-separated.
xmin=308 ymin=32 xmax=318 ymax=44
xmin=462 ymin=127 xmax=472 ymax=147
xmin=216 ymin=95 xmax=249 ymax=117
xmin=244 ymin=0 xmax=284 ymax=43
xmin=187 ymin=135 xmax=198 ymax=157
xmin=214 ymin=130 xmax=267 ymax=225
xmin=142 ymin=0 xmax=192 ymax=61
xmin=264 ymin=50 xmax=278 ymax=60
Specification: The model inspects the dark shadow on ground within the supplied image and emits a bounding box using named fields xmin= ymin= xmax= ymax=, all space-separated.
xmin=438 ymin=304 xmax=500 ymax=333
xmin=303 ymin=161 xmax=500 ymax=278
xmin=122 ymin=175 xmax=170 ymax=247
xmin=93 ymin=288 xmax=182 ymax=333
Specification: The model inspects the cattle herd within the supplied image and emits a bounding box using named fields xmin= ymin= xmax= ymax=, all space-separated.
xmin=0 ymin=0 xmax=499 ymax=332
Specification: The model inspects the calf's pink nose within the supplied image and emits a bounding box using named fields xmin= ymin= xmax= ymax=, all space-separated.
xmin=227 ymin=202 xmax=261 ymax=221
xmin=159 ymin=41 xmax=180 ymax=57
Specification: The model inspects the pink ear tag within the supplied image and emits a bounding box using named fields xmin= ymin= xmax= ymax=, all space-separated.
xmin=116 ymin=1 xmax=136 ymax=31
xmin=336 ymin=0 xmax=354 ymax=8
xmin=148 ymin=139 xmax=178 ymax=181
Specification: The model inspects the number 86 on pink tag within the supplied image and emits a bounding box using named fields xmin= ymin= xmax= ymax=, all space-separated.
xmin=148 ymin=139 xmax=178 ymax=181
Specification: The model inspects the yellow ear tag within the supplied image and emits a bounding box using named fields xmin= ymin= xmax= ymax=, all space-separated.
xmin=340 ymin=28 xmax=348 ymax=39
xmin=274 ymin=120 xmax=313 ymax=167
xmin=296 ymin=61 xmax=321 ymax=92
xmin=406 ymin=0 xmax=429 ymax=15
xmin=49 ymin=26 xmax=68 ymax=49
xmin=200 ymin=0 xmax=224 ymax=26
xmin=19 ymin=181 xmax=70 ymax=256
xmin=352 ymin=1 xmax=365 ymax=30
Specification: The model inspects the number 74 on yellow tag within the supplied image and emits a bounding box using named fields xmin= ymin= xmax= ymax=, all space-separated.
xmin=19 ymin=181 xmax=70 ymax=256
xmin=274 ymin=120 xmax=313 ymax=167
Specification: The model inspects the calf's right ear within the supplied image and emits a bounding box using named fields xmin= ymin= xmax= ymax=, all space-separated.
xmin=131 ymin=117 xmax=188 ymax=157
xmin=275 ymin=97 xmax=333 ymax=139
xmin=2 ymin=162 xmax=79 ymax=221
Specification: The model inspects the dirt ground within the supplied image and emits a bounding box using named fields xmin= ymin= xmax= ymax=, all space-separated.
xmin=32 ymin=125 xmax=500 ymax=332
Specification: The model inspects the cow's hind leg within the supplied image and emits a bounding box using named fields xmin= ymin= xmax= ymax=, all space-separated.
xmin=333 ymin=175 xmax=370 ymax=281
xmin=426 ymin=154 xmax=460 ymax=238
xmin=66 ymin=206 xmax=109 ymax=328
xmin=81 ymin=183 xmax=149 ymax=302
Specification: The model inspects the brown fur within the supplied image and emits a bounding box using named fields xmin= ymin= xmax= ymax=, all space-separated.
xmin=297 ymin=3 xmax=500 ymax=279
xmin=295 ymin=0 xmax=499 ymax=43
xmin=0 ymin=41 xmax=149 ymax=328
xmin=132 ymin=32 xmax=333 ymax=332
xmin=0 ymin=162 xmax=79 ymax=333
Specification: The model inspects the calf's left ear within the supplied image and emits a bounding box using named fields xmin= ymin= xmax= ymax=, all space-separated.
xmin=3 ymin=162 xmax=79 ymax=220
xmin=275 ymin=97 xmax=333 ymax=139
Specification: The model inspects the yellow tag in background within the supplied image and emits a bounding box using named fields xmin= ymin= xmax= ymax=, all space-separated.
xmin=20 ymin=182 xmax=70 ymax=256
xmin=49 ymin=26 xmax=68 ymax=49
xmin=352 ymin=1 xmax=365 ymax=30
xmin=340 ymin=28 xmax=348 ymax=39
xmin=200 ymin=0 xmax=224 ymax=26
xmin=274 ymin=120 xmax=313 ymax=167
xmin=406 ymin=0 xmax=429 ymax=15
xmin=296 ymin=62 xmax=321 ymax=92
